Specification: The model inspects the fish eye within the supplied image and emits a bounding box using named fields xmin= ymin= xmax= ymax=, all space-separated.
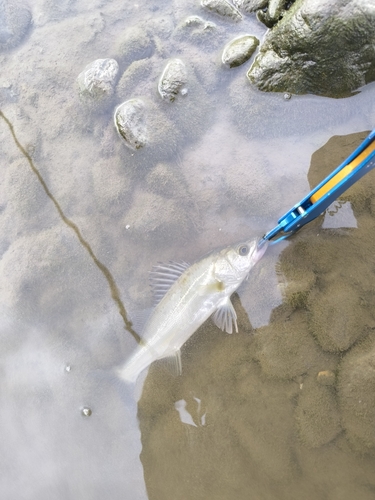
xmin=238 ymin=244 xmax=249 ymax=256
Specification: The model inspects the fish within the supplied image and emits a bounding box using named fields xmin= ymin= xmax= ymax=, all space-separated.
xmin=118 ymin=237 xmax=268 ymax=383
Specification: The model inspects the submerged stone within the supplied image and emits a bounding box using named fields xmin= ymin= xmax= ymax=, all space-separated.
xmin=77 ymin=59 xmax=119 ymax=99
xmin=117 ymin=24 xmax=155 ymax=66
xmin=201 ymin=0 xmax=242 ymax=22
xmin=222 ymin=35 xmax=259 ymax=68
xmin=295 ymin=377 xmax=341 ymax=448
xmin=307 ymin=284 xmax=366 ymax=353
xmin=233 ymin=0 xmax=268 ymax=13
xmin=338 ymin=336 xmax=375 ymax=452
xmin=114 ymin=98 xmax=147 ymax=150
xmin=158 ymin=59 xmax=188 ymax=102
xmin=0 ymin=0 xmax=32 ymax=51
xmin=247 ymin=0 xmax=375 ymax=98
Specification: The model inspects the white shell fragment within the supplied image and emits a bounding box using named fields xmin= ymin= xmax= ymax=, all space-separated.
xmin=158 ymin=59 xmax=188 ymax=102
xmin=77 ymin=58 xmax=119 ymax=98
xmin=222 ymin=35 xmax=259 ymax=68
xmin=114 ymin=98 xmax=147 ymax=150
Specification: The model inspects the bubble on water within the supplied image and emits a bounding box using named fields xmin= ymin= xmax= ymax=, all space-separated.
xmin=283 ymin=92 xmax=292 ymax=100
xmin=81 ymin=407 xmax=92 ymax=417
xmin=65 ymin=364 xmax=71 ymax=372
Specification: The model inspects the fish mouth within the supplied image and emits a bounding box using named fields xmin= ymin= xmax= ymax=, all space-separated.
xmin=254 ymin=237 xmax=269 ymax=260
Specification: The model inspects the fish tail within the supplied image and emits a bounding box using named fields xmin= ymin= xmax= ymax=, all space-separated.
xmin=117 ymin=346 xmax=155 ymax=384
xmin=117 ymin=361 xmax=140 ymax=384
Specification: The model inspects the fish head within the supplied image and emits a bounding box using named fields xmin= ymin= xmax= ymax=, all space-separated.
xmin=216 ymin=237 xmax=268 ymax=285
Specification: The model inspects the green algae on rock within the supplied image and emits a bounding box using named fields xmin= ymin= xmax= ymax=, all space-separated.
xmin=222 ymin=35 xmax=259 ymax=68
xmin=247 ymin=0 xmax=375 ymax=98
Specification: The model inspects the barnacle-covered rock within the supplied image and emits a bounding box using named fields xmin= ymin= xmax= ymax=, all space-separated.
xmin=77 ymin=59 xmax=119 ymax=99
xmin=222 ymin=35 xmax=259 ymax=68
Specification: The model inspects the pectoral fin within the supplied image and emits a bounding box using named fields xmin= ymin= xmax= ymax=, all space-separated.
xmin=212 ymin=297 xmax=238 ymax=334
xmin=162 ymin=349 xmax=182 ymax=376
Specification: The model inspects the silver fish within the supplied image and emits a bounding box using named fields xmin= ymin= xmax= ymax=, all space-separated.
xmin=118 ymin=237 xmax=268 ymax=383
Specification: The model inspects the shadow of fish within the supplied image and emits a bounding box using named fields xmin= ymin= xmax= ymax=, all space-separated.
xmin=118 ymin=237 xmax=268 ymax=383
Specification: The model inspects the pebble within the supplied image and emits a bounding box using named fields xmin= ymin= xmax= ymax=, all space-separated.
xmin=222 ymin=35 xmax=259 ymax=68
xmin=158 ymin=59 xmax=188 ymax=102
xmin=114 ymin=98 xmax=147 ymax=150
xmin=77 ymin=59 xmax=119 ymax=99
xmin=81 ymin=407 xmax=92 ymax=417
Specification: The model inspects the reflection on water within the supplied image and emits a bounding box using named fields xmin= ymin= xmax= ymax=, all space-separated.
xmin=139 ymin=132 xmax=375 ymax=500
xmin=322 ymin=201 xmax=357 ymax=229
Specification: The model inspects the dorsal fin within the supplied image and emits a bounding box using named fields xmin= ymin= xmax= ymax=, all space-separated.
xmin=149 ymin=261 xmax=190 ymax=304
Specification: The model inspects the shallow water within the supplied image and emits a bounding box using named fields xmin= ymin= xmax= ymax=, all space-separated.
xmin=1 ymin=1 xmax=375 ymax=499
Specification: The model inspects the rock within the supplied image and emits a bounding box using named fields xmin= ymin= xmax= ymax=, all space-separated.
xmin=222 ymin=35 xmax=259 ymax=68
xmin=116 ymin=24 xmax=155 ymax=65
xmin=183 ymin=15 xmax=216 ymax=31
xmin=201 ymin=0 xmax=242 ymax=21
xmin=0 ymin=0 xmax=32 ymax=51
xmin=295 ymin=377 xmax=342 ymax=448
xmin=116 ymin=59 xmax=155 ymax=101
xmin=276 ymin=244 xmax=317 ymax=309
xmin=338 ymin=336 xmax=375 ymax=452
xmin=113 ymin=97 xmax=182 ymax=160
xmin=233 ymin=0 xmax=268 ymax=13
xmin=174 ymin=16 xmax=219 ymax=47
xmin=114 ymin=98 xmax=147 ymax=150
xmin=256 ymin=0 xmax=286 ymax=27
xmin=158 ymin=59 xmax=188 ymax=102
xmin=247 ymin=0 xmax=375 ymax=98
xmin=77 ymin=59 xmax=119 ymax=99
xmin=253 ymin=309 xmax=336 ymax=380
xmin=307 ymin=284 xmax=366 ymax=352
